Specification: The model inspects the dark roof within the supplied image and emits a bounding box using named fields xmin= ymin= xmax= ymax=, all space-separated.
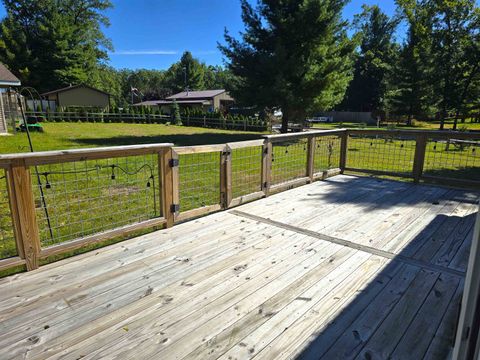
xmin=166 ymin=89 xmax=226 ymax=100
xmin=41 ymin=84 xmax=111 ymax=97
xmin=134 ymin=99 xmax=211 ymax=106
xmin=0 ymin=63 xmax=21 ymax=86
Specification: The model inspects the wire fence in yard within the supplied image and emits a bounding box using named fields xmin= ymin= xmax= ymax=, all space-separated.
xmin=178 ymin=152 xmax=221 ymax=212
xmin=346 ymin=134 xmax=416 ymax=175
xmin=314 ymin=135 xmax=342 ymax=174
xmin=271 ymin=139 xmax=309 ymax=185
xmin=0 ymin=171 xmax=16 ymax=259
xmin=231 ymin=146 xmax=263 ymax=199
xmin=32 ymin=154 xmax=160 ymax=248
xmin=424 ymin=138 xmax=480 ymax=181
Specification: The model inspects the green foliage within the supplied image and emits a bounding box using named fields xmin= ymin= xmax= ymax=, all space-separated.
xmin=171 ymin=100 xmax=182 ymax=125
xmin=219 ymin=0 xmax=356 ymax=132
xmin=340 ymin=5 xmax=399 ymax=113
xmin=0 ymin=0 xmax=113 ymax=93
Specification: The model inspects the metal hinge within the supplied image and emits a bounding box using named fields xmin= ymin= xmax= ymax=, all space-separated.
xmin=170 ymin=204 xmax=180 ymax=213
xmin=169 ymin=158 xmax=179 ymax=167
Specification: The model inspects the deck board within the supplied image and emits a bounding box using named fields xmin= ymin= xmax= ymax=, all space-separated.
xmin=0 ymin=175 xmax=477 ymax=360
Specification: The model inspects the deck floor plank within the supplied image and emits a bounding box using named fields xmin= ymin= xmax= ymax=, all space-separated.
xmin=0 ymin=175 xmax=476 ymax=360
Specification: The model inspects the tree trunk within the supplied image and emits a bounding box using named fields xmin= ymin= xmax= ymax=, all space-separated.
xmin=281 ymin=107 xmax=306 ymax=134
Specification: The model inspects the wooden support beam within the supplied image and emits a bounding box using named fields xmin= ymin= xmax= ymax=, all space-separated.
xmin=8 ymin=160 xmax=41 ymax=270
xmin=220 ymin=145 xmax=232 ymax=209
xmin=413 ymin=134 xmax=427 ymax=183
xmin=261 ymin=140 xmax=272 ymax=197
xmin=159 ymin=148 xmax=178 ymax=228
xmin=306 ymin=136 xmax=316 ymax=182
xmin=340 ymin=131 xmax=348 ymax=173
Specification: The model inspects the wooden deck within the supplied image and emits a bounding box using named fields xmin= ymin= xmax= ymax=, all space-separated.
xmin=0 ymin=175 xmax=477 ymax=360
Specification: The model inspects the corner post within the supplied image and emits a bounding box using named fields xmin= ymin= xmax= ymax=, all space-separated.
xmin=413 ymin=134 xmax=427 ymax=183
xmin=339 ymin=130 xmax=348 ymax=173
xmin=220 ymin=145 xmax=232 ymax=209
xmin=261 ymin=139 xmax=272 ymax=197
xmin=307 ymin=136 xmax=316 ymax=182
xmin=7 ymin=160 xmax=41 ymax=270
xmin=159 ymin=147 xmax=179 ymax=227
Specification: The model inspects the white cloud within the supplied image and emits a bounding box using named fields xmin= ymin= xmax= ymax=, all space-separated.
xmin=112 ymin=50 xmax=178 ymax=55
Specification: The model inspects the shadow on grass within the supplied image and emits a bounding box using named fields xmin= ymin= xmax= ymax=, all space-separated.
xmin=294 ymin=210 xmax=476 ymax=359
xmin=423 ymin=166 xmax=480 ymax=183
xmin=72 ymin=132 xmax=263 ymax=147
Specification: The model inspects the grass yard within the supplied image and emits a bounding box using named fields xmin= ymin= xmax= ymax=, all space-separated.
xmin=0 ymin=122 xmax=479 ymax=274
xmin=0 ymin=122 xmax=266 ymax=153
xmin=312 ymin=119 xmax=480 ymax=131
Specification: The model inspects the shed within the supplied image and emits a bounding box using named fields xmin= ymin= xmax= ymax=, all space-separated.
xmin=42 ymin=84 xmax=110 ymax=110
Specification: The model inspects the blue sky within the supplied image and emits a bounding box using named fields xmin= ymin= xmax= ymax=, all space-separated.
xmin=0 ymin=0 xmax=399 ymax=70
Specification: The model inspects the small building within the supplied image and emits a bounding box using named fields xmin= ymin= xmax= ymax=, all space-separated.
xmin=134 ymin=89 xmax=234 ymax=114
xmin=0 ymin=63 xmax=21 ymax=134
xmin=42 ymin=84 xmax=110 ymax=110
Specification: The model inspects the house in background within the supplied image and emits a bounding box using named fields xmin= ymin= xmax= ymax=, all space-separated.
xmin=0 ymin=63 xmax=21 ymax=134
xmin=134 ymin=89 xmax=234 ymax=115
xmin=42 ymin=84 xmax=111 ymax=111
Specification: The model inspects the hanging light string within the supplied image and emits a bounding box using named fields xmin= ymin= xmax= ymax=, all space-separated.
xmin=39 ymin=163 xmax=157 ymax=216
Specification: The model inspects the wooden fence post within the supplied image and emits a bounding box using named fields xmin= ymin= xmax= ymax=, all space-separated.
xmin=7 ymin=160 xmax=41 ymax=270
xmin=307 ymin=136 xmax=316 ymax=182
xmin=339 ymin=131 xmax=348 ymax=173
xmin=261 ymin=140 xmax=272 ymax=196
xmin=159 ymin=148 xmax=179 ymax=227
xmin=220 ymin=145 xmax=232 ymax=209
xmin=413 ymin=134 xmax=427 ymax=183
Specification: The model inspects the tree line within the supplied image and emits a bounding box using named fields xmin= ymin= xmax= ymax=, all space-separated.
xmin=221 ymin=0 xmax=480 ymax=131
xmin=0 ymin=1 xmax=234 ymax=107
xmin=0 ymin=0 xmax=479 ymax=132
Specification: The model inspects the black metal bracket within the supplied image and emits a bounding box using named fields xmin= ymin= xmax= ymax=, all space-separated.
xmin=169 ymin=158 xmax=179 ymax=167
xmin=170 ymin=204 xmax=180 ymax=213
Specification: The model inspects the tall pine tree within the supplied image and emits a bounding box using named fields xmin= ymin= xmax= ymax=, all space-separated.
xmin=219 ymin=0 xmax=355 ymax=132
xmin=392 ymin=0 xmax=435 ymax=123
xmin=0 ymin=0 xmax=112 ymax=92
xmin=340 ymin=5 xmax=399 ymax=113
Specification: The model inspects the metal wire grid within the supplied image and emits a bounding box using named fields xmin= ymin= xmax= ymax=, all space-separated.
xmin=346 ymin=135 xmax=416 ymax=175
xmin=314 ymin=135 xmax=341 ymax=174
xmin=231 ymin=146 xmax=263 ymax=199
xmin=424 ymin=138 xmax=480 ymax=181
xmin=0 ymin=171 xmax=17 ymax=259
xmin=32 ymin=154 xmax=160 ymax=248
xmin=178 ymin=152 xmax=221 ymax=212
xmin=271 ymin=139 xmax=308 ymax=185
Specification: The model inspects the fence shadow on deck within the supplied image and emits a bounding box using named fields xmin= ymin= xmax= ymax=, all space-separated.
xmin=291 ymin=197 xmax=477 ymax=360
xmin=300 ymin=175 xmax=479 ymax=211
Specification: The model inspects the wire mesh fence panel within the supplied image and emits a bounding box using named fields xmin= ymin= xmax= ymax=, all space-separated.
xmin=231 ymin=146 xmax=263 ymax=199
xmin=32 ymin=154 xmax=161 ymax=248
xmin=314 ymin=135 xmax=341 ymax=174
xmin=424 ymin=138 xmax=480 ymax=181
xmin=346 ymin=134 xmax=416 ymax=176
xmin=0 ymin=170 xmax=17 ymax=259
xmin=178 ymin=152 xmax=221 ymax=212
xmin=271 ymin=139 xmax=308 ymax=185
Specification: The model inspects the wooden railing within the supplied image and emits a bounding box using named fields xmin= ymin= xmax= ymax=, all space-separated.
xmin=0 ymin=129 xmax=478 ymax=274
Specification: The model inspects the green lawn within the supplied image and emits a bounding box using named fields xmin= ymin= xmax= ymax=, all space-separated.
xmin=0 ymin=122 xmax=266 ymax=153
xmin=0 ymin=122 xmax=478 ymax=273
xmin=311 ymin=119 xmax=480 ymax=131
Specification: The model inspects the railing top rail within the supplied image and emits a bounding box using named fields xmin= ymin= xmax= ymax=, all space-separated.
xmin=0 ymin=143 xmax=174 ymax=167
xmin=174 ymin=144 xmax=226 ymax=155
xmin=263 ymin=129 xmax=347 ymax=142
xmin=347 ymin=128 xmax=480 ymax=140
